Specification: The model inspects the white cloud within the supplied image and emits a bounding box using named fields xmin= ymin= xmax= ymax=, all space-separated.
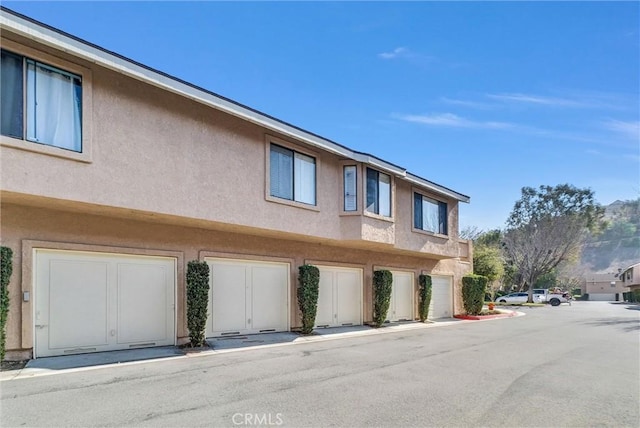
xmin=601 ymin=119 xmax=640 ymax=140
xmin=439 ymin=97 xmax=494 ymax=110
xmin=486 ymin=92 xmax=588 ymax=107
xmin=397 ymin=113 xmax=514 ymax=130
xmin=378 ymin=47 xmax=409 ymax=60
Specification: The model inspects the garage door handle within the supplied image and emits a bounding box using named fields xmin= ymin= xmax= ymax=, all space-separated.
xmin=35 ymin=324 xmax=48 ymax=329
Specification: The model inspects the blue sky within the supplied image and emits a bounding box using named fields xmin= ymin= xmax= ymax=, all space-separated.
xmin=6 ymin=1 xmax=639 ymax=231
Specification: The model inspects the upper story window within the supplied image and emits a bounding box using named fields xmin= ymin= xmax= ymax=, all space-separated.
xmin=414 ymin=192 xmax=448 ymax=235
xmin=1 ymin=49 xmax=82 ymax=152
xmin=366 ymin=168 xmax=391 ymax=217
xmin=343 ymin=165 xmax=357 ymax=211
xmin=269 ymin=143 xmax=316 ymax=205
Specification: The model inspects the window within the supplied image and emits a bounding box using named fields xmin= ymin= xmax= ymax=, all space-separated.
xmin=414 ymin=193 xmax=448 ymax=235
xmin=1 ymin=49 xmax=83 ymax=152
xmin=366 ymin=168 xmax=391 ymax=217
xmin=269 ymin=144 xmax=316 ymax=205
xmin=343 ymin=165 xmax=357 ymax=211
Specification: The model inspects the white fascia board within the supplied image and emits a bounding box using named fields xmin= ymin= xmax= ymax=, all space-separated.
xmin=406 ymin=173 xmax=470 ymax=203
xmin=1 ymin=9 xmax=462 ymax=199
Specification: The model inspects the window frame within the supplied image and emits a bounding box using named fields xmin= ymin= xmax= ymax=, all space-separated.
xmin=265 ymin=136 xmax=319 ymax=211
xmin=0 ymin=39 xmax=92 ymax=163
xmin=364 ymin=167 xmax=393 ymax=220
xmin=341 ymin=163 xmax=360 ymax=214
xmin=412 ymin=189 xmax=449 ymax=237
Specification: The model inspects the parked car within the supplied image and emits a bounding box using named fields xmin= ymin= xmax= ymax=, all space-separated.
xmin=533 ymin=288 xmax=573 ymax=306
xmin=495 ymin=292 xmax=543 ymax=304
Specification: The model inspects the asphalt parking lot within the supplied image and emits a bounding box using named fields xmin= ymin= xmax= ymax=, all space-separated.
xmin=2 ymin=301 xmax=638 ymax=427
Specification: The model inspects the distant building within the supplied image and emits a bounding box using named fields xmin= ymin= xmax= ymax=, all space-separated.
xmin=582 ymin=273 xmax=628 ymax=301
xmin=619 ymin=262 xmax=640 ymax=293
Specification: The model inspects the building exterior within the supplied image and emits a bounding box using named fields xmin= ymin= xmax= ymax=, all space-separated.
xmin=582 ymin=273 xmax=627 ymax=301
xmin=619 ymin=263 xmax=640 ymax=293
xmin=0 ymin=8 xmax=472 ymax=360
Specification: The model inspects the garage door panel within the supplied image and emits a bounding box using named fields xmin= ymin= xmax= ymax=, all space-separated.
xmin=35 ymin=250 xmax=176 ymax=358
xmin=589 ymin=293 xmax=616 ymax=301
xmin=209 ymin=263 xmax=248 ymax=334
xmin=336 ymin=271 xmax=361 ymax=325
xmin=48 ymin=260 xmax=109 ymax=349
xmin=250 ymin=265 xmax=288 ymax=331
xmin=316 ymin=266 xmax=362 ymax=328
xmin=315 ymin=270 xmax=335 ymax=327
xmin=117 ymin=263 xmax=170 ymax=344
xmin=206 ymin=259 xmax=289 ymax=337
xmin=395 ymin=273 xmax=413 ymax=321
xmin=430 ymin=276 xmax=453 ymax=319
xmin=387 ymin=271 xmax=414 ymax=322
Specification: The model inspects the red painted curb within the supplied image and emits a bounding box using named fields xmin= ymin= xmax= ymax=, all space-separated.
xmin=454 ymin=312 xmax=515 ymax=320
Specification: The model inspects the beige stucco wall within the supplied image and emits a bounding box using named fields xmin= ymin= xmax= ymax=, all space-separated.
xmin=1 ymin=203 xmax=471 ymax=359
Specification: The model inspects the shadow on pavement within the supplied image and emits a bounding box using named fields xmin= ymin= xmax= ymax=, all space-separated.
xmin=583 ymin=317 xmax=640 ymax=332
xmin=25 ymin=346 xmax=184 ymax=371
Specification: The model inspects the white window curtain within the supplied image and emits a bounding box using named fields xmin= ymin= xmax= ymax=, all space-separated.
xmin=294 ymin=152 xmax=316 ymax=205
xmin=270 ymin=145 xmax=293 ymax=200
xmin=26 ymin=60 xmax=82 ymax=152
xmin=422 ymin=198 xmax=439 ymax=233
xmin=344 ymin=166 xmax=357 ymax=211
xmin=378 ymin=172 xmax=391 ymax=217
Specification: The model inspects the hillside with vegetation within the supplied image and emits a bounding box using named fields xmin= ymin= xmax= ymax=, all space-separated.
xmin=581 ymin=199 xmax=640 ymax=273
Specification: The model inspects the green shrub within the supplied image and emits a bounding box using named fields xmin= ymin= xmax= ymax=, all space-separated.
xmin=632 ymin=290 xmax=640 ymax=303
xmin=186 ymin=260 xmax=210 ymax=347
xmin=462 ymin=274 xmax=488 ymax=315
xmin=373 ymin=270 xmax=393 ymax=327
xmin=1 ymin=247 xmax=13 ymax=362
xmin=418 ymin=274 xmax=432 ymax=322
xmin=298 ymin=265 xmax=320 ymax=334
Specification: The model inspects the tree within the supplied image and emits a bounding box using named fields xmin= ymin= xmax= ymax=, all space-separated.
xmin=502 ymin=184 xmax=605 ymax=302
xmin=473 ymin=245 xmax=504 ymax=299
xmin=470 ymin=229 xmax=506 ymax=297
xmin=460 ymin=225 xmax=484 ymax=241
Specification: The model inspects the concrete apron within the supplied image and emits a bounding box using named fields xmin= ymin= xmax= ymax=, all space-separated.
xmin=1 ymin=317 xmax=483 ymax=380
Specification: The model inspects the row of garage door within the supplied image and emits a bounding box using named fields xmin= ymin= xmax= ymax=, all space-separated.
xmin=34 ymin=250 xmax=454 ymax=357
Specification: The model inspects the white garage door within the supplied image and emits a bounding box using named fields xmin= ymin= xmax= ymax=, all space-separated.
xmin=35 ymin=249 xmax=176 ymax=358
xmin=429 ymin=275 xmax=453 ymax=319
xmin=315 ymin=266 xmax=362 ymax=328
xmin=205 ymin=258 xmax=289 ymax=337
xmin=589 ymin=293 xmax=616 ymax=301
xmin=387 ymin=271 xmax=414 ymax=322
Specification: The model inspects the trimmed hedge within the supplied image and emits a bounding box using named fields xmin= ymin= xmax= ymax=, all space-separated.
xmin=462 ymin=274 xmax=488 ymax=316
xmin=1 ymin=247 xmax=13 ymax=362
xmin=418 ymin=274 xmax=432 ymax=322
xmin=624 ymin=290 xmax=640 ymax=303
xmin=186 ymin=260 xmax=210 ymax=347
xmin=298 ymin=265 xmax=320 ymax=334
xmin=373 ymin=270 xmax=393 ymax=327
